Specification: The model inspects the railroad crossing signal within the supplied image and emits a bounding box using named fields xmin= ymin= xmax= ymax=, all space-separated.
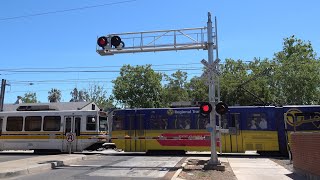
xmin=97 ymin=36 xmax=108 ymax=49
xmin=215 ymin=102 xmax=228 ymax=115
xmin=96 ymin=27 xmax=209 ymax=56
xmin=200 ymin=102 xmax=212 ymax=116
xmin=97 ymin=36 xmax=125 ymax=50
xmin=200 ymin=58 xmax=221 ymax=86
xmin=97 ymin=12 xmax=221 ymax=166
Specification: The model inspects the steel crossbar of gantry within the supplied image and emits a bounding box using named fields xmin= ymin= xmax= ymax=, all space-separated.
xmin=96 ymin=27 xmax=213 ymax=55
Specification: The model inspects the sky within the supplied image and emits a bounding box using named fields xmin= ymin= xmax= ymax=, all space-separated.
xmin=0 ymin=0 xmax=319 ymax=104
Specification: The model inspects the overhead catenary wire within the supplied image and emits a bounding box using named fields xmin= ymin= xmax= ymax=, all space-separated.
xmin=6 ymin=88 xmax=111 ymax=93
xmin=0 ymin=63 xmax=202 ymax=71
xmin=0 ymin=68 xmax=201 ymax=73
xmin=8 ymin=72 xmax=203 ymax=83
xmin=3 ymin=63 xmax=205 ymax=99
xmin=0 ymin=0 xmax=137 ymax=21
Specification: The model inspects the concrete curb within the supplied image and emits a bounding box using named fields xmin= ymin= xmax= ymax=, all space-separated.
xmin=0 ymin=155 xmax=86 ymax=179
xmin=171 ymin=162 xmax=186 ymax=180
xmin=0 ymin=164 xmax=52 ymax=179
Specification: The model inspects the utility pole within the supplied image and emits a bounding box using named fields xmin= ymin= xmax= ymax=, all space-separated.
xmin=0 ymin=79 xmax=7 ymax=111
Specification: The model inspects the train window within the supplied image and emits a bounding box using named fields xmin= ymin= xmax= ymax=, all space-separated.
xmin=150 ymin=114 xmax=168 ymax=130
xmin=175 ymin=114 xmax=191 ymax=129
xmin=247 ymin=113 xmax=267 ymax=130
xmin=25 ymin=116 xmax=42 ymax=131
xmin=43 ymin=116 xmax=61 ymax=131
xmin=136 ymin=114 xmax=145 ymax=130
xmin=99 ymin=116 xmax=108 ymax=131
xmin=113 ymin=115 xmax=124 ymax=130
xmin=197 ymin=115 xmax=210 ymax=129
xmin=221 ymin=115 xmax=228 ymax=129
xmin=75 ymin=117 xmax=81 ymax=136
xmin=65 ymin=117 xmax=72 ymax=133
xmin=6 ymin=116 xmax=23 ymax=131
xmin=86 ymin=116 xmax=96 ymax=130
xmin=127 ymin=114 xmax=135 ymax=130
xmin=230 ymin=113 xmax=240 ymax=129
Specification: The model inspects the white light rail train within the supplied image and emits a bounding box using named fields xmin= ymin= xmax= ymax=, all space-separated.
xmin=0 ymin=105 xmax=109 ymax=153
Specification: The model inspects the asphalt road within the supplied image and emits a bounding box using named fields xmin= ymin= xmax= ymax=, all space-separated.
xmin=0 ymin=150 xmax=45 ymax=163
xmin=9 ymin=153 xmax=185 ymax=180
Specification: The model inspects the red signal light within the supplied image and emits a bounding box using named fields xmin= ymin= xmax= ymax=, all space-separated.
xmin=99 ymin=39 xmax=106 ymax=45
xmin=200 ymin=102 xmax=212 ymax=115
xmin=202 ymin=105 xmax=210 ymax=112
xmin=97 ymin=36 xmax=108 ymax=48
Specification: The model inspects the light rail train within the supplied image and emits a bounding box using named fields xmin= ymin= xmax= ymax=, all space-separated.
xmin=108 ymin=105 xmax=320 ymax=155
xmin=0 ymin=105 xmax=108 ymax=153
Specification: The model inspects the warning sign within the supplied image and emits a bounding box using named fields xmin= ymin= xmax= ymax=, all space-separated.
xmin=66 ymin=133 xmax=75 ymax=142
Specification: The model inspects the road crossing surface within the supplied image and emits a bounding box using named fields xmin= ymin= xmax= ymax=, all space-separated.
xmin=9 ymin=154 xmax=184 ymax=180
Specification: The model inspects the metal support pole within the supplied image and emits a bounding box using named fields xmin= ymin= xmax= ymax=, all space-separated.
xmin=215 ymin=17 xmax=222 ymax=155
xmin=68 ymin=142 xmax=72 ymax=154
xmin=207 ymin=12 xmax=219 ymax=165
xmin=0 ymin=79 xmax=6 ymax=112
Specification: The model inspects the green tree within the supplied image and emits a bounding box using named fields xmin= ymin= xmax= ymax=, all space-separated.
xmin=273 ymin=36 xmax=320 ymax=105
xmin=70 ymin=88 xmax=86 ymax=102
xmin=246 ymin=58 xmax=275 ymax=105
xmin=21 ymin=92 xmax=38 ymax=103
xmin=219 ymin=59 xmax=250 ymax=105
xmin=83 ymin=84 xmax=114 ymax=110
xmin=70 ymin=88 xmax=79 ymax=102
xmin=162 ymin=70 xmax=189 ymax=106
xmin=186 ymin=76 xmax=208 ymax=102
xmin=48 ymin=88 xmax=61 ymax=102
xmin=112 ymin=64 xmax=162 ymax=108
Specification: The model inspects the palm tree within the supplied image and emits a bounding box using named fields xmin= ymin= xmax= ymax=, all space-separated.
xmin=48 ymin=88 xmax=62 ymax=102
xmin=70 ymin=88 xmax=79 ymax=102
xmin=70 ymin=88 xmax=86 ymax=102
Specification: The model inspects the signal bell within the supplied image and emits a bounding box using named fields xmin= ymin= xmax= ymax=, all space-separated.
xmin=215 ymin=102 xmax=228 ymax=115
xmin=200 ymin=102 xmax=212 ymax=116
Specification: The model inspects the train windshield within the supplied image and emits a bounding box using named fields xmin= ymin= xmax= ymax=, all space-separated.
xmin=99 ymin=112 xmax=108 ymax=131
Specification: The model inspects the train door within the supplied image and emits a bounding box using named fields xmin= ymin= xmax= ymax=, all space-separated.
xmin=221 ymin=113 xmax=242 ymax=153
xmin=63 ymin=116 xmax=81 ymax=152
xmin=124 ymin=113 xmax=135 ymax=152
xmin=135 ymin=113 xmax=145 ymax=152
xmin=124 ymin=112 xmax=146 ymax=152
xmin=112 ymin=113 xmax=126 ymax=150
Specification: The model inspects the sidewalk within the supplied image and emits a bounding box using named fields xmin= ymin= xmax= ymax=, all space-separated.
xmin=173 ymin=157 xmax=304 ymax=180
xmin=228 ymin=158 xmax=293 ymax=180
xmin=0 ymin=154 xmax=86 ymax=179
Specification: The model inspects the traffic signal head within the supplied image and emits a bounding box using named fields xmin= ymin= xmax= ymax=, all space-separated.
xmin=97 ymin=36 xmax=108 ymax=49
xmin=200 ymin=102 xmax=212 ymax=115
xmin=215 ymin=102 xmax=228 ymax=115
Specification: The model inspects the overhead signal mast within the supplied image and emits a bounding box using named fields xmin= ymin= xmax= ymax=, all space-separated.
xmin=96 ymin=27 xmax=209 ymax=55
xmin=97 ymin=12 xmax=223 ymax=166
